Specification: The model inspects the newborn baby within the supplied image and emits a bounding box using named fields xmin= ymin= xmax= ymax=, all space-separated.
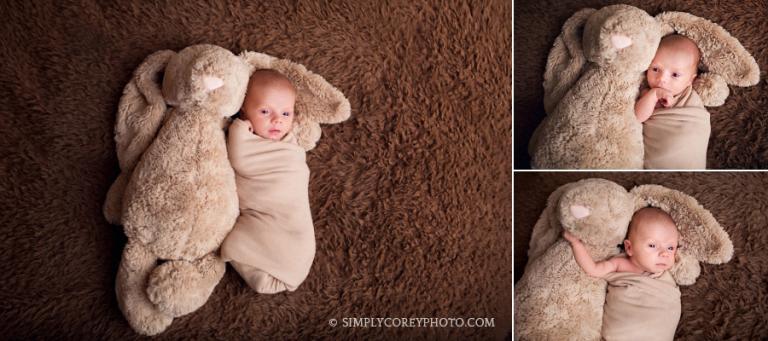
xmin=634 ymin=34 xmax=710 ymax=169
xmin=221 ymin=69 xmax=315 ymax=294
xmin=564 ymin=207 xmax=681 ymax=341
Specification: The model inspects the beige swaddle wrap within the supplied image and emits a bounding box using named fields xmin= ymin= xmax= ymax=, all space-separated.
xmin=643 ymin=85 xmax=710 ymax=169
xmin=601 ymin=271 xmax=681 ymax=341
xmin=221 ymin=118 xmax=315 ymax=292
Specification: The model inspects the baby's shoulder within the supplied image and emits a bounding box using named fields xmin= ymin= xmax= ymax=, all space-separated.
xmin=607 ymin=254 xmax=637 ymax=272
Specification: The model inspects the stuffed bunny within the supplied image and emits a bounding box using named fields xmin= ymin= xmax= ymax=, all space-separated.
xmin=514 ymin=178 xmax=734 ymax=340
xmin=529 ymin=5 xmax=660 ymax=169
xmin=103 ymin=44 xmax=351 ymax=335
xmin=529 ymin=4 xmax=760 ymax=169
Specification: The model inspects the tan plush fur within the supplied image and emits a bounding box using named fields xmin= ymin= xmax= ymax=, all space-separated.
xmin=514 ymin=178 xmax=734 ymax=340
xmin=102 ymin=44 xmax=351 ymax=335
xmin=529 ymin=4 xmax=760 ymax=169
xmin=530 ymin=5 xmax=660 ymax=169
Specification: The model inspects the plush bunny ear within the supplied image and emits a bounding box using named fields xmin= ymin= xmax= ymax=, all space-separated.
xmin=114 ymin=50 xmax=176 ymax=171
xmin=631 ymin=184 xmax=734 ymax=285
xmin=104 ymin=49 xmax=175 ymax=224
xmin=542 ymin=8 xmax=596 ymax=114
xmin=692 ymin=73 xmax=729 ymax=107
xmin=526 ymin=181 xmax=577 ymax=262
xmin=238 ymin=51 xmax=352 ymax=151
xmin=656 ymin=12 xmax=760 ymax=107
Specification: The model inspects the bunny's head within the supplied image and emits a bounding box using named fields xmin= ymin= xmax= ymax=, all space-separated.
xmin=558 ymin=178 xmax=635 ymax=249
xmin=582 ymin=4 xmax=661 ymax=72
xmin=161 ymin=44 xmax=252 ymax=119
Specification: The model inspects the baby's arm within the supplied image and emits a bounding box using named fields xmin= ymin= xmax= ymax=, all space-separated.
xmin=563 ymin=231 xmax=618 ymax=278
xmin=635 ymin=88 xmax=659 ymax=123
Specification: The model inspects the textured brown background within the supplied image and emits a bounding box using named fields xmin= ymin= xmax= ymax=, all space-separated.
xmin=514 ymin=172 xmax=768 ymax=339
xmin=514 ymin=0 xmax=768 ymax=169
xmin=0 ymin=1 xmax=512 ymax=339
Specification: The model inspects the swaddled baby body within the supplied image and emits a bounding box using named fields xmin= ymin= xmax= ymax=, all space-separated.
xmin=635 ymin=34 xmax=710 ymax=169
xmin=221 ymin=69 xmax=315 ymax=294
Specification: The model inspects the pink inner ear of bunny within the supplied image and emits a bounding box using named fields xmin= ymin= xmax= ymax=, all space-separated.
xmin=570 ymin=204 xmax=591 ymax=219
xmin=611 ymin=34 xmax=633 ymax=49
xmin=203 ymin=76 xmax=224 ymax=91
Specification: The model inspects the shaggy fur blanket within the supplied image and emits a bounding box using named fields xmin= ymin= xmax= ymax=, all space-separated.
xmin=0 ymin=1 xmax=511 ymax=339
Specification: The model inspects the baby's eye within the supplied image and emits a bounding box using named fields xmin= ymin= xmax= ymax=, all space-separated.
xmin=650 ymin=67 xmax=659 ymax=72
xmin=672 ymin=73 xmax=680 ymax=78
xmin=282 ymin=111 xmax=292 ymax=117
xmin=260 ymin=109 xmax=269 ymax=115
xmin=667 ymin=246 xmax=675 ymax=251
xmin=648 ymin=243 xmax=656 ymax=248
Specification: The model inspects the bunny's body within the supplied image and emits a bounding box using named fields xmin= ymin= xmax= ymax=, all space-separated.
xmin=533 ymin=66 xmax=647 ymax=168
xmin=123 ymin=106 xmax=238 ymax=258
xmin=531 ymin=5 xmax=660 ymax=169
xmin=108 ymin=45 xmax=250 ymax=335
xmin=515 ymin=179 xmax=635 ymax=340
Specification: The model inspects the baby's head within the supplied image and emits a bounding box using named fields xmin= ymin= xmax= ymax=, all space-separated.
xmin=240 ymin=69 xmax=296 ymax=141
xmin=624 ymin=207 xmax=679 ymax=273
xmin=646 ymin=34 xmax=701 ymax=95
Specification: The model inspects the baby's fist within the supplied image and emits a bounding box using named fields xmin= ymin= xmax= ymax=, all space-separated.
xmin=563 ymin=230 xmax=579 ymax=243
xmin=653 ymin=88 xmax=676 ymax=108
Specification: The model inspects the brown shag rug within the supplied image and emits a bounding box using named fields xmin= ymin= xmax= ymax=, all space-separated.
xmin=514 ymin=0 xmax=768 ymax=169
xmin=0 ymin=1 xmax=512 ymax=339
xmin=514 ymin=172 xmax=768 ymax=339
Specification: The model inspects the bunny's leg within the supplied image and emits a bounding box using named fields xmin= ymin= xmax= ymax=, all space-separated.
xmin=146 ymin=252 xmax=226 ymax=317
xmin=116 ymin=241 xmax=173 ymax=335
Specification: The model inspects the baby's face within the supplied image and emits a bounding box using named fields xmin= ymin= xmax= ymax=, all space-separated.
xmin=625 ymin=220 xmax=679 ymax=273
xmin=241 ymin=83 xmax=295 ymax=141
xmin=646 ymin=45 xmax=698 ymax=96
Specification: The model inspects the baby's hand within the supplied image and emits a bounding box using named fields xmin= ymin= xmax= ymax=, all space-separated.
xmin=563 ymin=230 xmax=579 ymax=243
xmin=653 ymin=88 xmax=677 ymax=108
